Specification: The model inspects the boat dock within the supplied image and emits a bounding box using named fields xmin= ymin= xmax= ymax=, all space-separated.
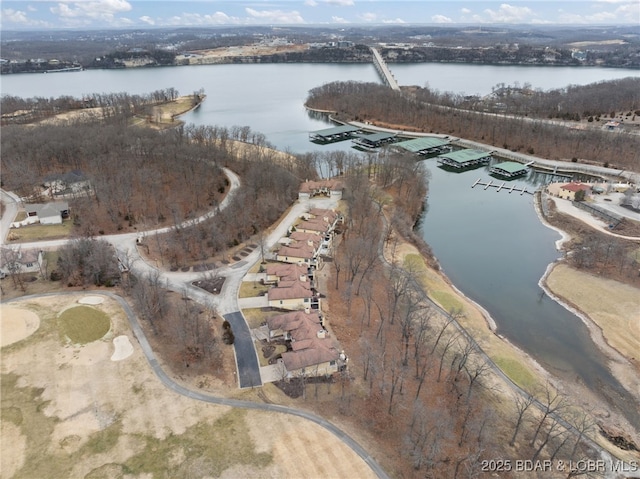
xmin=471 ymin=178 xmax=533 ymax=195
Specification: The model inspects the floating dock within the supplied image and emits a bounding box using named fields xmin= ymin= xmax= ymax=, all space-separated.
xmin=471 ymin=178 xmax=533 ymax=195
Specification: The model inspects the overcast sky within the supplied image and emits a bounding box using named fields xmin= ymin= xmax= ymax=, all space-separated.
xmin=1 ymin=0 xmax=639 ymax=31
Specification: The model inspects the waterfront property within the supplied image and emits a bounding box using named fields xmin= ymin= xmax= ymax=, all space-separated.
xmin=489 ymin=161 xmax=529 ymax=178
xmin=352 ymin=132 xmax=397 ymax=151
xmin=393 ymin=137 xmax=452 ymax=156
xmin=546 ymin=181 xmax=592 ymax=200
xmin=436 ymin=149 xmax=493 ymax=169
xmin=309 ymin=125 xmax=361 ymax=143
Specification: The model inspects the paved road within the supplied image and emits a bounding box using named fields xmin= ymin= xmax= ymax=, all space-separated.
xmin=223 ymin=311 xmax=262 ymax=388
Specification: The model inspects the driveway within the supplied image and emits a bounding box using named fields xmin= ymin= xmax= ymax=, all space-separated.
xmin=237 ymin=296 xmax=269 ymax=309
xmin=223 ymin=311 xmax=262 ymax=388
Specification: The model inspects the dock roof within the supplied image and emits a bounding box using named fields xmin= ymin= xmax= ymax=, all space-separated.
xmin=491 ymin=161 xmax=527 ymax=173
xmin=394 ymin=137 xmax=449 ymax=153
xmin=353 ymin=132 xmax=396 ymax=142
xmin=310 ymin=125 xmax=360 ymax=137
xmin=437 ymin=149 xmax=492 ymax=164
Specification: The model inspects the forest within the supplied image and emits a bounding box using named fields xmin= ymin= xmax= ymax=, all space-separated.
xmin=306 ymin=149 xmax=605 ymax=478
xmin=306 ymin=78 xmax=640 ymax=170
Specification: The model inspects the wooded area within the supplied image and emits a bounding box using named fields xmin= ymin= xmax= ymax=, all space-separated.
xmin=314 ymin=150 xmax=601 ymax=478
xmin=306 ymin=79 xmax=640 ymax=170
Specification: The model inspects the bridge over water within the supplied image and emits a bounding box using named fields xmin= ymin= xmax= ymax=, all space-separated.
xmin=371 ymin=47 xmax=400 ymax=91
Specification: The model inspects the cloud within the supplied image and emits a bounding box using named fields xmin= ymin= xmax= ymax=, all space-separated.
xmin=305 ymin=0 xmax=318 ymax=5
xmin=432 ymin=14 xmax=453 ymax=23
xmin=244 ymin=8 xmax=305 ymax=24
xmin=2 ymin=8 xmax=52 ymax=27
xmin=383 ymin=18 xmax=406 ymax=24
xmin=331 ymin=16 xmax=349 ymax=23
xmin=139 ymin=15 xmax=154 ymax=25
xmin=482 ymin=3 xmax=536 ymax=23
xmin=358 ymin=12 xmax=377 ymax=22
xmin=166 ymin=11 xmax=238 ymax=26
xmin=324 ymin=0 xmax=355 ymax=6
xmin=460 ymin=8 xmax=472 ymax=15
xmin=49 ymin=0 xmax=132 ymax=25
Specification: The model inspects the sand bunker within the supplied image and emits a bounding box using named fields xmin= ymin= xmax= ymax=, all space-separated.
xmin=111 ymin=335 xmax=134 ymax=361
xmin=78 ymin=295 xmax=105 ymax=305
xmin=1 ymin=306 xmax=41 ymax=347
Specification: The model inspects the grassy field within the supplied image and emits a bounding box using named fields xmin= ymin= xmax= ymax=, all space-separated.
xmin=8 ymin=220 xmax=73 ymax=242
xmin=0 ymin=295 xmax=378 ymax=479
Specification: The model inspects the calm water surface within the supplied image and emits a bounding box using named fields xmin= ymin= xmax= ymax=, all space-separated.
xmin=2 ymin=62 xmax=639 ymax=426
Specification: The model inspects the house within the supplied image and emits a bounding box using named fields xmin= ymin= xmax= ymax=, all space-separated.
xmin=305 ymin=208 xmax=340 ymax=229
xmin=295 ymin=218 xmax=331 ymax=235
xmin=298 ymin=179 xmax=344 ymax=200
xmin=0 ymin=248 xmax=45 ymax=276
xmin=15 ymin=201 xmax=69 ymax=227
xmin=266 ymin=310 xmax=324 ymax=341
xmin=266 ymin=310 xmax=343 ymax=377
xmin=267 ymin=278 xmax=319 ymax=311
xmin=264 ymin=263 xmax=312 ymax=285
xmin=281 ymin=337 xmax=342 ymax=377
xmin=275 ymin=241 xmax=317 ymax=265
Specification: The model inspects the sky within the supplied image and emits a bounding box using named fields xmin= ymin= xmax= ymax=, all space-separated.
xmin=1 ymin=0 xmax=639 ymax=31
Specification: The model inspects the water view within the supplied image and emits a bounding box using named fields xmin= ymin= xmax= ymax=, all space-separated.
xmin=2 ymin=62 xmax=639 ymax=426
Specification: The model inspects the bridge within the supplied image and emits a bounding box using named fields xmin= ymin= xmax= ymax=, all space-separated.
xmin=371 ymin=47 xmax=400 ymax=91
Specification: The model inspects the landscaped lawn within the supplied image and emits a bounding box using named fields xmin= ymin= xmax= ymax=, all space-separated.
xmin=241 ymin=308 xmax=272 ymax=329
xmin=9 ymin=220 xmax=73 ymax=242
xmin=238 ymin=282 xmax=269 ymax=299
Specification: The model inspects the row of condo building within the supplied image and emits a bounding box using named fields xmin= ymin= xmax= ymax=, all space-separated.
xmin=253 ymin=207 xmax=347 ymax=377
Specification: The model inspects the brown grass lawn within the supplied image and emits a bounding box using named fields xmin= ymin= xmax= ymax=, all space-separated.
xmin=0 ymin=295 xmax=378 ymax=479
xmin=7 ymin=219 xmax=73 ymax=242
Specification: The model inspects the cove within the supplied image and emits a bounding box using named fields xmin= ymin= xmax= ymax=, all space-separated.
xmin=417 ymin=161 xmax=640 ymax=428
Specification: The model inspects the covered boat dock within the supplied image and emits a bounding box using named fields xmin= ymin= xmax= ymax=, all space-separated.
xmin=352 ymin=132 xmax=398 ymax=151
xmin=490 ymin=161 xmax=528 ymax=178
xmin=393 ymin=137 xmax=451 ymax=156
xmin=309 ymin=125 xmax=361 ymax=143
xmin=436 ymin=149 xmax=492 ymax=169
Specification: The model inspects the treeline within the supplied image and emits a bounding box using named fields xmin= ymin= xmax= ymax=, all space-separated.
xmin=152 ymin=124 xmax=308 ymax=268
xmin=384 ymin=44 xmax=640 ymax=68
xmin=417 ymin=77 xmax=640 ymax=121
xmin=1 ymin=88 xmax=181 ymax=125
xmin=1 ymin=123 xmax=230 ymax=235
xmin=306 ymin=80 xmax=640 ymax=170
xmin=325 ymin=153 xmax=598 ymax=477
